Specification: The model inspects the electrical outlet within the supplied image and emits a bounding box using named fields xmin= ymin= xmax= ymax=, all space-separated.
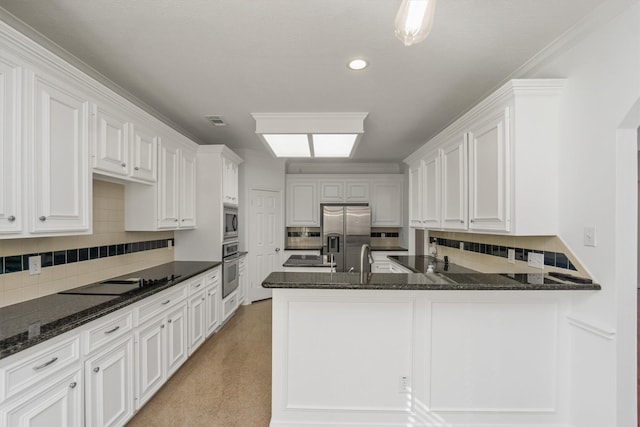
xmin=28 ymin=256 xmax=41 ymax=275
xmin=459 ymin=242 xmax=464 ymax=251
xmin=584 ymin=226 xmax=596 ymax=247
xmin=168 ymin=240 xmax=173 ymax=248
xmin=398 ymin=375 xmax=411 ymax=393
xmin=507 ymin=248 xmax=515 ymax=264
xmin=527 ymin=252 xmax=544 ymax=269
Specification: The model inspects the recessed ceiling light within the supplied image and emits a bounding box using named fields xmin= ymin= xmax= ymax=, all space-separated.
xmin=312 ymin=134 xmax=358 ymax=158
xmin=348 ymin=59 xmax=368 ymax=71
xmin=263 ymin=134 xmax=310 ymax=158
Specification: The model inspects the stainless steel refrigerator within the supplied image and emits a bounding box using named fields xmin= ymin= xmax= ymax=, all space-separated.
xmin=321 ymin=204 xmax=371 ymax=272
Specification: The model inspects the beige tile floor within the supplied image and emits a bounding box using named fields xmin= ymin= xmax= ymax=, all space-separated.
xmin=127 ymin=299 xmax=272 ymax=427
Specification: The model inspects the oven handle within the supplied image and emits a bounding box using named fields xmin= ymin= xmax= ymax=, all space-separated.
xmin=223 ymin=254 xmax=240 ymax=263
xmin=232 ymin=215 xmax=238 ymax=231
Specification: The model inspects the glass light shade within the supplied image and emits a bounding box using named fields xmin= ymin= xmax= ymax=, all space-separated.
xmin=263 ymin=134 xmax=310 ymax=157
xmin=394 ymin=0 xmax=437 ymax=46
xmin=312 ymin=134 xmax=357 ymax=157
xmin=348 ymin=59 xmax=368 ymax=70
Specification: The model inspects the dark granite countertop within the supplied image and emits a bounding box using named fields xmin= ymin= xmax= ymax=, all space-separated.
xmin=284 ymin=247 xmax=322 ymax=251
xmin=371 ymin=246 xmax=408 ymax=251
xmin=283 ymin=254 xmax=334 ymax=268
xmin=263 ymin=254 xmax=600 ymax=291
xmin=0 ymin=261 xmax=220 ymax=360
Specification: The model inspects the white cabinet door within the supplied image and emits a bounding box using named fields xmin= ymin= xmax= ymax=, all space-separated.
xmin=408 ymin=163 xmax=422 ymax=228
xmin=0 ymin=58 xmax=21 ymax=235
xmin=130 ymin=124 xmax=158 ymax=183
xmin=31 ymin=73 xmax=90 ymax=234
xmin=286 ymin=180 xmax=318 ymax=226
xmin=238 ymin=256 xmax=247 ymax=304
xmin=92 ymin=104 xmax=129 ymax=177
xmin=157 ymin=140 xmax=180 ymax=228
xmin=165 ymin=303 xmax=188 ymax=378
xmin=345 ymin=180 xmax=370 ymax=203
xmin=468 ymin=107 xmax=510 ymax=232
xmin=135 ymin=317 xmax=164 ymax=408
xmin=187 ymin=290 xmax=206 ymax=355
xmin=84 ymin=337 xmax=134 ymax=427
xmin=421 ymin=153 xmax=440 ymax=228
xmin=222 ymin=156 xmax=239 ymax=206
xmin=180 ymin=149 xmax=197 ymax=228
xmin=371 ymin=180 xmax=403 ymax=226
xmin=205 ymin=283 xmax=220 ymax=337
xmin=319 ymin=180 xmax=344 ymax=202
xmin=0 ymin=369 xmax=83 ymax=427
xmin=441 ymin=134 xmax=468 ymax=230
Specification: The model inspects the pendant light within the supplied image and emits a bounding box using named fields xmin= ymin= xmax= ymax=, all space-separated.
xmin=394 ymin=0 xmax=437 ymax=46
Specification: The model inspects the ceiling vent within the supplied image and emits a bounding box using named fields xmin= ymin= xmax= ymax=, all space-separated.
xmin=206 ymin=115 xmax=227 ymax=126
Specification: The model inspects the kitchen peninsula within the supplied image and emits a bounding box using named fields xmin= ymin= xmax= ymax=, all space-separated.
xmin=262 ymin=259 xmax=599 ymax=427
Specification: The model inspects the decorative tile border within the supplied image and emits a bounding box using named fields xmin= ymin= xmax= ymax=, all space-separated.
xmin=0 ymin=239 xmax=175 ymax=275
xmin=287 ymin=231 xmax=321 ymax=238
xmin=371 ymin=232 xmax=399 ymax=238
xmin=435 ymin=238 xmax=577 ymax=271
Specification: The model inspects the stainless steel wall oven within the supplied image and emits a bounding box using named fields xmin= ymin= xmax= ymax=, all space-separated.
xmin=222 ymin=240 xmax=240 ymax=298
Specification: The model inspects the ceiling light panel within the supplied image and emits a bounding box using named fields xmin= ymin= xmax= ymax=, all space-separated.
xmin=263 ymin=134 xmax=310 ymax=157
xmin=312 ymin=134 xmax=357 ymax=157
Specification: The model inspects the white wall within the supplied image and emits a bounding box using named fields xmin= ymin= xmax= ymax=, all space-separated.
xmin=523 ymin=3 xmax=640 ymax=425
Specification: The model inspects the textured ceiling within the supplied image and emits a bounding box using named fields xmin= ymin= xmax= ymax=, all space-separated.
xmin=0 ymin=0 xmax=607 ymax=161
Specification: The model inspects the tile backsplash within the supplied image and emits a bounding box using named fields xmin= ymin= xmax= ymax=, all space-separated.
xmin=0 ymin=180 xmax=174 ymax=308
xmin=428 ymin=231 xmax=589 ymax=278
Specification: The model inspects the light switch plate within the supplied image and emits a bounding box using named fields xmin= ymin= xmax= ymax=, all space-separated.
xmin=28 ymin=256 xmax=41 ymax=275
xmin=507 ymin=248 xmax=515 ymax=264
xmin=527 ymin=252 xmax=544 ymax=269
xmin=584 ymin=226 xmax=596 ymax=247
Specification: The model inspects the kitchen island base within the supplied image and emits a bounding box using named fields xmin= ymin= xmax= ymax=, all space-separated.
xmin=270 ymin=288 xmax=576 ymax=427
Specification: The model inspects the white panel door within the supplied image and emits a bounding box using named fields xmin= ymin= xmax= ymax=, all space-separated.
xmin=31 ymin=73 xmax=90 ymax=233
xmin=250 ymin=189 xmax=282 ymax=302
xmin=93 ymin=104 xmax=130 ymax=177
xmin=85 ymin=337 xmax=134 ymax=427
xmin=468 ymin=107 xmax=510 ymax=232
xmin=0 ymin=58 xmax=21 ymax=234
xmin=157 ymin=141 xmax=180 ymax=228
xmin=441 ymin=134 xmax=468 ymax=230
xmin=130 ymin=124 xmax=157 ymax=182
xmin=180 ymin=149 xmax=197 ymax=228
xmin=421 ymin=153 xmax=441 ymax=228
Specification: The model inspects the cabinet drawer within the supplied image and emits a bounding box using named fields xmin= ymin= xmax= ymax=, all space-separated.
xmin=222 ymin=292 xmax=238 ymax=322
xmin=188 ymin=276 xmax=206 ymax=295
xmin=135 ymin=285 xmax=187 ymax=326
xmin=83 ymin=309 xmax=133 ymax=355
xmin=205 ymin=268 xmax=220 ymax=286
xmin=0 ymin=334 xmax=80 ymax=400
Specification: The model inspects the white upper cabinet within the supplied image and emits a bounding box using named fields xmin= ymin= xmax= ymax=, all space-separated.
xmin=30 ymin=71 xmax=91 ymax=234
xmin=319 ymin=180 xmax=344 ymax=203
xmin=440 ymin=134 xmax=467 ymax=230
xmin=286 ymin=179 xmax=318 ymax=226
xmin=345 ymin=180 xmax=370 ymax=203
xmin=371 ymin=178 xmax=403 ymax=226
xmin=92 ymin=104 xmax=130 ymax=177
xmin=130 ymin=123 xmax=158 ymax=183
xmin=421 ymin=151 xmax=441 ymax=228
xmin=0 ymin=57 xmax=21 ymax=235
xmin=404 ymin=79 xmax=565 ymax=235
xmin=125 ymin=138 xmax=197 ymax=231
xmin=222 ymin=155 xmax=239 ymax=206
xmin=467 ymin=107 xmax=510 ymax=232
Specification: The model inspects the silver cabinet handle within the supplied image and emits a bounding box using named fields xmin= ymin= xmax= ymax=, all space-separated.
xmin=7 ymin=215 xmax=15 ymax=222
xmin=121 ymin=162 xmax=126 ymax=167
xmin=93 ymin=367 xmax=100 ymax=373
xmin=33 ymin=357 xmax=58 ymax=371
xmin=104 ymin=326 xmax=120 ymax=334
xmin=195 ymin=283 xmax=201 ymax=288
xmin=134 ymin=166 xmax=140 ymax=170
xmin=69 ymin=382 xmax=77 ymax=389
xmin=161 ymin=299 xmax=170 ymax=305
xmin=39 ymin=216 xmax=46 ymax=222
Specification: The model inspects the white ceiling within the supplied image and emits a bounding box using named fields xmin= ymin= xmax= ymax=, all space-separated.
xmin=0 ymin=0 xmax=607 ymax=162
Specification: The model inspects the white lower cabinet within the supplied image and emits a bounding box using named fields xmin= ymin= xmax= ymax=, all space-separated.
xmin=205 ymin=268 xmax=222 ymax=337
xmin=84 ymin=336 xmax=134 ymax=427
xmin=187 ymin=289 xmax=207 ymax=355
xmin=222 ymin=292 xmax=239 ymax=323
xmin=0 ymin=368 xmax=83 ymax=427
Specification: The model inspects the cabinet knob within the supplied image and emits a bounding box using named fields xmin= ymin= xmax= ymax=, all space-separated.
xmin=39 ymin=216 xmax=46 ymax=222
xmin=202 ymin=297 xmax=205 ymax=301
xmin=134 ymin=166 xmax=140 ymax=170
xmin=69 ymin=382 xmax=77 ymax=389
xmin=275 ymin=248 xmax=280 ymax=253
xmin=174 ymin=219 xmax=179 ymax=222
xmin=460 ymin=220 xmax=464 ymax=224
xmin=93 ymin=367 xmax=100 ymax=373
xmin=168 ymin=319 xmax=172 ymax=323
xmin=470 ymin=219 xmax=474 ymax=223
xmin=7 ymin=215 xmax=15 ymax=222
xmin=161 ymin=324 xmax=165 ymax=329
xmin=121 ymin=162 xmax=126 ymax=167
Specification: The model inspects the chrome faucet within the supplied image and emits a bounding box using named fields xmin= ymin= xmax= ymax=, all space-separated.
xmin=360 ymin=244 xmax=374 ymax=274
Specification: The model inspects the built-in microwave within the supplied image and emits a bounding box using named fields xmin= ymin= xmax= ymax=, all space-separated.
xmin=223 ymin=206 xmax=238 ymax=240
